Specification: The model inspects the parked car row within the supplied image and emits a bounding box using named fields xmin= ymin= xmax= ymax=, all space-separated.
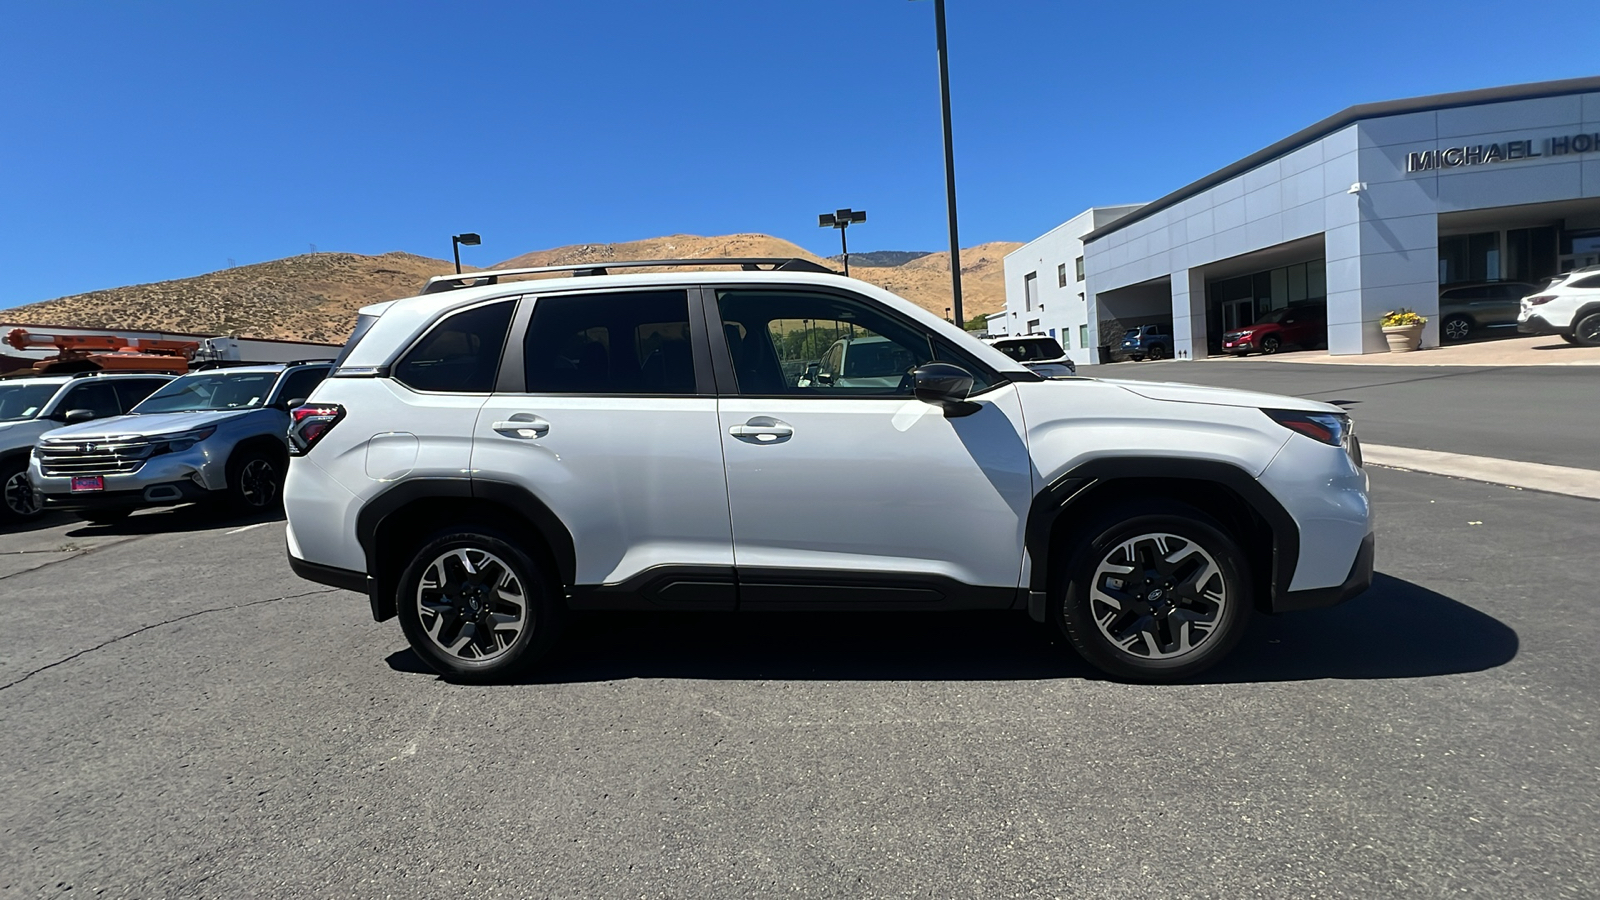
xmin=0 ymin=361 xmax=332 ymax=525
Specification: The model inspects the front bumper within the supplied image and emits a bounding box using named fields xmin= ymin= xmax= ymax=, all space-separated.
xmin=40 ymin=479 xmax=210 ymax=511
xmin=1222 ymin=339 xmax=1254 ymax=354
xmin=1275 ymin=532 xmax=1375 ymax=612
xmin=30 ymin=445 xmax=226 ymax=510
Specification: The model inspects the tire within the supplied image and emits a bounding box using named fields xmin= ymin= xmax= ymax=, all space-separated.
xmin=396 ymin=528 xmax=564 ymax=682
xmin=1574 ymin=312 xmax=1600 ymax=347
xmin=1442 ymin=314 xmax=1472 ymax=342
xmin=1055 ymin=500 xmax=1251 ymax=682
xmin=1560 ymin=333 xmax=1581 ymax=345
xmin=1129 ymin=355 xmax=1144 ymax=362
xmin=1148 ymin=344 xmax=1168 ymax=361
xmin=78 ymin=509 xmax=132 ymax=525
xmin=0 ymin=457 xmax=42 ymax=524
xmin=1260 ymin=335 xmax=1281 ymax=355
xmin=226 ymin=449 xmax=284 ymax=513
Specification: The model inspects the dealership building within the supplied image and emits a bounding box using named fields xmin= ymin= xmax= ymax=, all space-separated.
xmin=1007 ymin=76 xmax=1600 ymax=357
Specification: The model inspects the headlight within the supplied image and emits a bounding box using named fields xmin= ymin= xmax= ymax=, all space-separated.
xmin=152 ymin=426 xmax=217 ymax=456
xmin=1263 ymin=409 xmax=1355 ymax=456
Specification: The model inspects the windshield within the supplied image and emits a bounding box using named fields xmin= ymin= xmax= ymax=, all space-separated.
xmin=133 ymin=371 xmax=280 ymax=413
xmin=0 ymin=382 xmax=60 ymax=422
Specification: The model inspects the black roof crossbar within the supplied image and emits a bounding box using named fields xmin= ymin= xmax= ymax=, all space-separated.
xmin=420 ymin=257 xmax=838 ymax=294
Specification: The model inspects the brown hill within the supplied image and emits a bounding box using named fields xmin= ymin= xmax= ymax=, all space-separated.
xmin=2 ymin=252 xmax=456 ymax=345
xmin=5 ymin=234 xmax=1019 ymax=344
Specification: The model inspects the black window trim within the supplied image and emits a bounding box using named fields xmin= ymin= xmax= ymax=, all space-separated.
xmin=388 ymin=296 xmax=521 ymax=396
xmin=496 ymin=286 xmax=717 ymax=399
xmin=697 ymin=283 xmax=1015 ymax=400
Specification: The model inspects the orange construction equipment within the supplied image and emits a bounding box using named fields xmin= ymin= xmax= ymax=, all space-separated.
xmin=3 ymin=329 xmax=200 ymax=376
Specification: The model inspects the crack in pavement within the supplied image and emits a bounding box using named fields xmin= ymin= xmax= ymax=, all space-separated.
xmin=0 ymin=587 xmax=338 ymax=693
xmin=0 ymin=535 xmax=148 ymax=582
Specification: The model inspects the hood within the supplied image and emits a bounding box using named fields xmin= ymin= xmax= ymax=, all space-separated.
xmin=39 ymin=409 xmax=256 ymax=442
xmin=1098 ymin=378 xmax=1340 ymax=413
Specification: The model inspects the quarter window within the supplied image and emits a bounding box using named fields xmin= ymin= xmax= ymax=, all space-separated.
xmin=523 ymin=291 xmax=695 ymax=395
xmin=395 ymin=300 xmax=515 ymax=393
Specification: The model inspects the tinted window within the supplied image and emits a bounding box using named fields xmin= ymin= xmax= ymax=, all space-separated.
xmin=1569 ymin=274 xmax=1600 ymax=289
xmin=715 ymin=290 xmax=994 ymax=397
xmin=524 ymin=291 xmax=695 ymax=395
xmin=395 ymin=301 xmax=515 ymax=393
xmin=112 ymin=379 xmax=168 ymax=412
xmin=61 ymin=382 xmax=121 ymax=419
xmin=275 ymin=368 xmax=329 ymax=406
xmin=0 ymin=382 xmax=60 ymax=421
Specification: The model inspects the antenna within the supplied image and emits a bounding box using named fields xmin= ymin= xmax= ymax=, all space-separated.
xmin=227 ymin=258 xmax=236 ymax=268
xmin=309 ymin=243 xmax=318 ymax=254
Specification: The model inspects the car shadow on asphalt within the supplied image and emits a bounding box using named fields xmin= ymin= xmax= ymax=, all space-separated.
xmin=63 ymin=503 xmax=285 ymax=537
xmin=385 ymin=573 xmax=1516 ymax=685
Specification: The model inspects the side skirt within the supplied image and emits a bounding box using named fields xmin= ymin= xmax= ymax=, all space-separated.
xmin=567 ymin=565 xmax=1023 ymax=613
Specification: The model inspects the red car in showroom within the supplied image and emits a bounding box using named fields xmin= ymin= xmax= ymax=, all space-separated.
xmin=1222 ymin=304 xmax=1327 ymax=355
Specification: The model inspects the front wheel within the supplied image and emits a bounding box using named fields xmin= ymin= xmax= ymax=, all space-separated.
xmin=1056 ymin=501 xmax=1251 ymax=681
xmin=1442 ymin=315 xmax=1472 ymax=342
xmin=227 ymin=450 xmax=284 ymax=513
xmin=396 ymin=529 xmax=564 ymax=682
xmin=1574 ymin=312 xmax=1600 ymax=347
xmin=1260 ymin=335 xmax=1281 ymax=355
xmin=0 ymin=458 xmax=42 ymax=524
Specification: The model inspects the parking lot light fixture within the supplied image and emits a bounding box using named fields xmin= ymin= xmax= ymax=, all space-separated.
xmin=818 ymin=208 xmax=867 ymax=276
xmin=451 ymin=232 xmax=481 ymax=274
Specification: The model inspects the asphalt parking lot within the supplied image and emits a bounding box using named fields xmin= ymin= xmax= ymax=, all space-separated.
xmin=2 ymin=461 xmax=1597 ymax=899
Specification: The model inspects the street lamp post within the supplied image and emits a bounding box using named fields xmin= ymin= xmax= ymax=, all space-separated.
xmin=911 ymin=0 xmax=964 ymax=328
xmin=451 ymin=232 xmax=481 ymax=274
xmin=818 ymin=208 xmax=867 ymax=276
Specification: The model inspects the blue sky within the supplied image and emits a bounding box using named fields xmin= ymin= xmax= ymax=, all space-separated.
xmin=2 ymin=1 xmax=1596 ymax=308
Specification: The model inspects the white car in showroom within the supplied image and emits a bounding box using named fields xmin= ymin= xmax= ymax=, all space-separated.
xmin=1518 ymin=266 xmax=1600 ymax=346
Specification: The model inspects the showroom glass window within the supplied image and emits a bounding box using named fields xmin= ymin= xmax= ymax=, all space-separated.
xmin=523 ymin=291 xmax=695 ymax=395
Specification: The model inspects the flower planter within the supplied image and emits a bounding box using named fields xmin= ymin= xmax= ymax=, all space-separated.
xmin=1382 ymin=323 xmax=1424 ymax=353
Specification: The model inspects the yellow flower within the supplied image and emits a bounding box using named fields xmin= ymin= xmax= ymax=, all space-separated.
xmin=1381 ymin=309 xmax=1426 ymax=327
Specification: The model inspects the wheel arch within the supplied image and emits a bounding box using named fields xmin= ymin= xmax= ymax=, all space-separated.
xmin=1025 ymin=458 xmax=1298 ymax=618
xmin=228 ymin=434 xmax=290 ymax=469
xmin=356 ymin=477 xmax=576 ymax=622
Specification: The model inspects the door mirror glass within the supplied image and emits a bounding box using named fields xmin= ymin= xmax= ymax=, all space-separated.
xmin=912 ymin=363 xmax=976 ymax=416
xmin=63 ymin=408 xmax=97 ymax=424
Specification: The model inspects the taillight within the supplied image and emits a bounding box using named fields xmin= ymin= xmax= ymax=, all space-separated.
xmin=1527 ymin=295 xmax=1556 ymax=305
xmin=288 ymin=404 xmax=345 ymax=456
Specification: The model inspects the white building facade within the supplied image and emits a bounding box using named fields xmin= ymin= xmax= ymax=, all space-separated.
xmin=1079 ymin=76 xmax=1600 ymax=357
xmin=1002 ymin=205 xmax=1143 ymax=365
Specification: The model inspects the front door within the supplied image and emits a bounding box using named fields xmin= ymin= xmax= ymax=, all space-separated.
xmin=472 ymin=288 xmax=735 ymax=607
xmin=709 ymin=287 xmax=1034 ymax=608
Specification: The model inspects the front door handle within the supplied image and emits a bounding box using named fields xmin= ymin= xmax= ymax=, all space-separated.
xmin=728 ymin=417 xmax=793 ymax=444
xmin=492 ymin=413 xmax=550 ymax=439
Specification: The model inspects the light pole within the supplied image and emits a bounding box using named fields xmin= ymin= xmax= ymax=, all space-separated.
xmin=818 ymin=208 xmax=867 ymax=276
xmin=910 ymin=0 xmax=964 ymax=328
xmin=451 ymin=232 xmax=481 ymax=274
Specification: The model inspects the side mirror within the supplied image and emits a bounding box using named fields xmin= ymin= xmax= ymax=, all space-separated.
xmin=280 ymin=397 xmax=308 ymax=411
xmin=912 ymin=363 xmax=978 ymax=417
xmin=63 ymin=408 xmax=98 ymax=424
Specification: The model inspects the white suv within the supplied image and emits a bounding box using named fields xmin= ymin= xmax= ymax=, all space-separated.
xmin=284 ymin=259 xmax=1373 ymax=683
xmin=1518 ymin=266 xmax=1600 ymax=345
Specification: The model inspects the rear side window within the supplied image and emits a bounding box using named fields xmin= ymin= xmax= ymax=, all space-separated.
xmin=394 ymin=301 xmax=515 ymax=393
xmin=1569 ymin=274 xmax=1600 ymax=289
xmin=523 ymin=291 xmax=695 ymax=395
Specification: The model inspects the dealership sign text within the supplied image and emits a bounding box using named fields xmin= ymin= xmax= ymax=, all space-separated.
xmin=1406 ymin=132 xmax=1600 ymax=173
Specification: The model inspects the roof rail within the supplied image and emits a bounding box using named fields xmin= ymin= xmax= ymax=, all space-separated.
xmin=286 ymin=358 xmax=337 ymax=366
xmin=420 ymin=257 xmax=838 ymax=295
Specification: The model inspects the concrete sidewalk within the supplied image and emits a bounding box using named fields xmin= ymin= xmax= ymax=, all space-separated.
xmin=1195 ymin=334 xmax=1600 ymax=366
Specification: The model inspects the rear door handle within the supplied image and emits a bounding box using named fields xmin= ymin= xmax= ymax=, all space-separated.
xmin=729 ymin=417 xmax=793 ymax=443
xmin=492 ymin=413 xmax=550 ymax=439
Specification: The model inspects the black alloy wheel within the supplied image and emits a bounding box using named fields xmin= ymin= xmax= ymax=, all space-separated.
xmin=0 ymin=458 xmax=42 ymax=523
xmin=1056 ymin=500 xmax=1250 ymax=681
xmin=1442 ymin=315 xmax=1473 ymax=342
xmin=1260 ymin=335 xmax=1281 ymax=355
xmin=396 ymin=528 xmax=564 ymax=682
xmin=1574 ymin=312 xmax=1600 ymax=347
xmin=227 ymin=451 xmax=283 ymax=512
xmin=1149 ymin=344 xmax=1168 ymax=360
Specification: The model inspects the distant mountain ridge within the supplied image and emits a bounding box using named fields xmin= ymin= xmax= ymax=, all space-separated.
xmin=5 ymin=234 xmax=1019 ymax=343
xmin=826 ymin=250 xmax=933 ymax=268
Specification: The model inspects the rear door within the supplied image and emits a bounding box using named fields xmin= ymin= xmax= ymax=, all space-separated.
xmin=471 ymin=288 xmax=734 ymax=606
xmin=709 ymin=286 xmax=1034 ymax=607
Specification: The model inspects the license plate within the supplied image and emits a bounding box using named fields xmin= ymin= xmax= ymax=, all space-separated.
xmin=70 ymin=476 xmax=105 ymax=493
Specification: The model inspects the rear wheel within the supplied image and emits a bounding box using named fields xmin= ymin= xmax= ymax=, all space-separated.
xmin=396 ymin=529 xmax=564 ymax=682
xmin=1055 ymin=501 xmax=1251 ymax=681
xmin=1561 ymin=332 xmax=1581 ymax=345
xmin=1442 ymin=314 xmax=1472 ymax=342
xmin=1574 ymin=312 xmax=1600 ymax=347
xmin=1148 ymin=344 xmax=1168 ymax=360
xmin=0 ymin=458 xmax=41 ymax=524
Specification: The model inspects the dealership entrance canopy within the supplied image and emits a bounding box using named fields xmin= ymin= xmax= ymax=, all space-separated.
xmin=1072 ymin=76 xmax=1600 ymax=356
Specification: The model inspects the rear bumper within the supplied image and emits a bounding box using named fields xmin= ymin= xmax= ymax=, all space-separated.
xmin=1274 ymin=532 xmax=1375 ymax=612
xmin=1517 ymin=313 xmax=1563 ymax=335
xmin=287 ymin=551 xmax=369 ymax=594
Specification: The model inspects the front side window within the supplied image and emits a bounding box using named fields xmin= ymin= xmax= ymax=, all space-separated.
xmin=136 ymin=372 xmax=280 ymax=413
xmin=716 ymin=290 xmax=991 ymax=397
xmin=60 ymin=382 xmax=122 ymax=419
xmin=524 ymin=291 xmax=695 ymax=395
xmin=0 ymin=383 xmax=60 ymax=421
xmin=395 ymin=300 xmax=515 ymax=393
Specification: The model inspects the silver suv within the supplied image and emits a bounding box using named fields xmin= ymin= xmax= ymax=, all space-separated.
xmin=31 ymin=362 xmax=331 ymax=522
xmin=284 ymin=258 xmax=1372 ymax=684
xmin=0 ymin=372 xmax=173 ymax=523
